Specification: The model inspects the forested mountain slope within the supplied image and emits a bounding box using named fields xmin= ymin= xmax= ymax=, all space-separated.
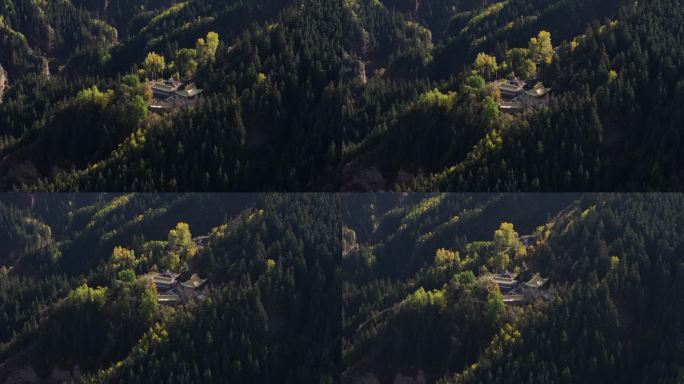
xmin=0 ymin=0 xmax=342 ymax=191
xmin=2 ymin=193 xmax=684 ymax=383
xmin=340 ymin=0 xmax=684 ymax=191
xmin=1 ymin=0 xmax=684 ymax=191
xmin=342 ymin=194 xmax=684 ymax=383
xmin=0 ymin=194 xmax=340 ymax=383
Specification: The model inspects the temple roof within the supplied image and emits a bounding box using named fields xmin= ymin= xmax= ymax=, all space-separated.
xmin=175 ymin=87 xmax=204 ymax=98
xmin=153 ymin=270 xmax=179 ymax=284
xmin=524 ymin=273 xmax=549 ymax=288
xmin=151 ymin=79 xmax=181 ymax=92
xmin=524 ymin=83 xmax=552 ymax=97
xmin=180 ymin=273 xmax=207 ymax=289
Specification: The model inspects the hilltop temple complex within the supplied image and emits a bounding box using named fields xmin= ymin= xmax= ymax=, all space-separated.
xmin=148 ymin=78 xmax=204 ymax=113
xmin=494 ymin=78 xmax=552 ymax=113
xmin=151 ymin=271 xmax=208 ymax=305
xmin=489 ymin=265 xmax=549 ymax=305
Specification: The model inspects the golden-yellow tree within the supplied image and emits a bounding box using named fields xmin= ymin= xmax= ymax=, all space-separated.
xmin=474 ymin=52 xmax=499 ymax=80
xmin=528 ymin=30 xmax=554 ymax=64
xmin=143 ymin=52 xmax=166 ymax=79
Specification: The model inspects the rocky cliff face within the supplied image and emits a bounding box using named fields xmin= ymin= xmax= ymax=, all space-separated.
xmin=0 ymin=64 xmax=7 ymax=104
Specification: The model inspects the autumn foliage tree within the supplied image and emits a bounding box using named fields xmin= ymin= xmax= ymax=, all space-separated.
xmin=474 ymin=52 xmax=498 ymax=80
xmin=528 ymin=30 xmax=554 ymax=64
xmin=143 ymin=52 xmax=165 ymax=79
xmin=196 ymin=32 xmax=220 ymax=65
xmin=161 ymin=222 xmax=197 ymax=271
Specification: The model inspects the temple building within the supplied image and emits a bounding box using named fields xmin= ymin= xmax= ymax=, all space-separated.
xmin=522 ymin=273 xmax=549 ymax=289
xmin=496 ymin=79 xmax=526 ymax=100
xmin=493 ymin=79 xmax=552 ymax=113
xmin=517 ymin=83 xmax=552 ymax=108
xmin=148 ymin=79 xmax=204 ymax=113
xmin=174 ymin=85 xmax=204 ymax=100
xmin=151 ymin=79 xmax=181 ymax=99
xmin=491 ymin=271 xmax=519 ymax=293
xmin=502 ymin=294 xmax=526 ymax=304
xmin=490 ymin=269 xmax=549 ymax=305
xmin=499 ymin=101 xmax=523 ymax=113
xmin=157 ymin=293 xmax=181 ymax=305
xmin=179 ymin=273 xmax=207 ymax=290
xmin=150 ymin=270 xmax=208 ymax=305
xmin=153 ymin=270 xmax=179 ymax=291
